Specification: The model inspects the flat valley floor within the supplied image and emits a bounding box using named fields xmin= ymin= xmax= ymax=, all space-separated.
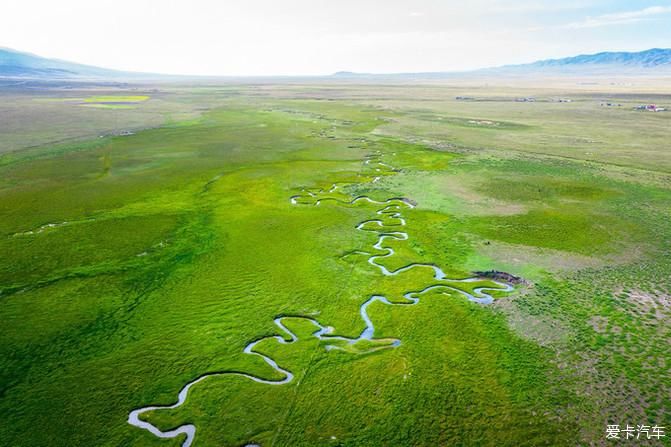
xmin=1 ymin=80 xmax=670 ymax=446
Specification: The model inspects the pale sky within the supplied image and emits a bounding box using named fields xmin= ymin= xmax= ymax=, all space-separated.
xmin=2 ymin=0 xmax=671 ymax=76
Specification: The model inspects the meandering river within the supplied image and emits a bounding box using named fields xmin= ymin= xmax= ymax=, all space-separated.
xmin=127 ymin=154 xmax=512 ymax=446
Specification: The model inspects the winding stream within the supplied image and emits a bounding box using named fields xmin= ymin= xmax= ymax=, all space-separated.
xmin=127 ymin=154 xmax=513 ymax=446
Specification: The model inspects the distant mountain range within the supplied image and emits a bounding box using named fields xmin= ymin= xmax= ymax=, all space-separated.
xmin=335 ymin=48 xmax=671 ymax=79
xmin=492 ymin=48 xmax=671 ymax=74
xmin=0 ymin=47 xmax=160 ymax=81
xmin=1 ymin=47 xmax=671 ymax=81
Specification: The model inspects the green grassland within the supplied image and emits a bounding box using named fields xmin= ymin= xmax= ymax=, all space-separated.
xmin=1 ymin=83 xmax=670 ymax=446
xmin=0 ymin=88 xmax=231 ymax=153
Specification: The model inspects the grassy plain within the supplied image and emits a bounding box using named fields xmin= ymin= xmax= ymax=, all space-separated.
xmin=1 ymin=80 xmax=669 ymax=446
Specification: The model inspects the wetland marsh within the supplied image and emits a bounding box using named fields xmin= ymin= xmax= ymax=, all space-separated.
xmin=1 ymin=83 xmax=669 ymax=446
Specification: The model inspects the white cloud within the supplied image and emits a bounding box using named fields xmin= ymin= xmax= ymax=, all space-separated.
xmin=565 ymin=5 xmax=671 ymax=29
xmin=483 ymin=0 xmax=594 ymax=13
